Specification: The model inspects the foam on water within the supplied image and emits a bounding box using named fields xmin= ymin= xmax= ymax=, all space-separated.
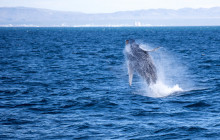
xmin=145 ymin=81 xmax=183 ymax=98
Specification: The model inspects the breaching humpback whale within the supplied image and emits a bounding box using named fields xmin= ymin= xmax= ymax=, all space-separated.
xmin=124 ymin=40 xmax=158 ymax=86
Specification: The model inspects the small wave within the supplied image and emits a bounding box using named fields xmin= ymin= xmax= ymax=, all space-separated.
xmin=184 ymin=101 xmax=211 ymax=108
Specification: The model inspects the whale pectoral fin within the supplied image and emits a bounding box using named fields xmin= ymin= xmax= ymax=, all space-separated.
xmin=128 ymin=63 xmax=133 ymax=86
xmin=148 ymin=47 xmax=160 ymax=52
xmin=129 ymin=72 xmax=133 ymax=86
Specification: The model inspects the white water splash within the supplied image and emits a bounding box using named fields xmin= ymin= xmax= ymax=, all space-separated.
xmin=124 ymin=41 xmax=189 ymax=98
xmin=144 ymin=80 xmax=183 ymax=98
xmin=134 ymin=43 xmax=186 ymax=98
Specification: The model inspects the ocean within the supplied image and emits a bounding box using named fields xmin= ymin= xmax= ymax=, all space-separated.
xmin=0 ymin=27 xmax=219 ymax=139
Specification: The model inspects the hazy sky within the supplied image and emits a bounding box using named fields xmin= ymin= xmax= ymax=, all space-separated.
xmin=0 ymin=0 xmax=220 ymax=13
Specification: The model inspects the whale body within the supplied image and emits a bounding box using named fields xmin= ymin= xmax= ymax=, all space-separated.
xmin=124 ymin=40 xmax=157 ymax=86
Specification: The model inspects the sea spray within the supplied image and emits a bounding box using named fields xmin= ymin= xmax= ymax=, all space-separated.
xmin=142 ymin=43 xmax=184 ymax=97
xmin=125 ymin=42 xmax=185 ymax=97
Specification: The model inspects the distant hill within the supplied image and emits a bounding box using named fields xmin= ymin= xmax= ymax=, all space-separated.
xmin=0 ymin=7 xmax=220 ymax=26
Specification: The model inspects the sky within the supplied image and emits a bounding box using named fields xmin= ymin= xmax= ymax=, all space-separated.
xmin=0 ymin=0 xmax=220 ymax=13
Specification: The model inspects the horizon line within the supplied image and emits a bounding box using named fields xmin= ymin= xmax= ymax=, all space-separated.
xmin=0 ymin=24 xmax=220 ymax=28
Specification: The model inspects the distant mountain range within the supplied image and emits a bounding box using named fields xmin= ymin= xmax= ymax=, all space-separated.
xmin=0 ymin=7 xmax=220 ymax=26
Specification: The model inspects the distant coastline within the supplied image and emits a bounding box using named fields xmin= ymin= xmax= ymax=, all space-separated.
xmin=0 ymin=25 xmax=219 ymax=27
xmin=0 ymin=7 xmax=220 ymax=27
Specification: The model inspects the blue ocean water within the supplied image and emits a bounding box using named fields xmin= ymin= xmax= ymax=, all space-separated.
xmin=0 ymin=27 xmax=219 ymax=139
